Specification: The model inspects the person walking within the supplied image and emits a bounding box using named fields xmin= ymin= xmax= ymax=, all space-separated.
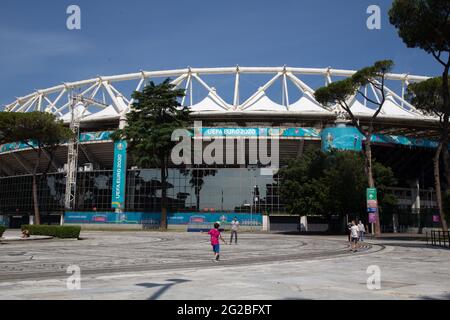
xmin=350 ymin=220 xmax=360 ymax=252
xmin=358 ymin=220 xmax=366 ymax=241
xmin=230 ymin=217 xmax=239 ymax=244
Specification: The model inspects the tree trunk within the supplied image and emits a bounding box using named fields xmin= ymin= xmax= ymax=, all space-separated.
xmin=365 ymin=130 xmax=381 ymax=236
xmin=365 ymin=134 xmax=375 ymax=188
xmin=434 ymin=143 xmax=449 ymax=232
xmin=32 ymin=149 xmax=42 ymax=225
xmin=160 ymin=158 xmax=168 ymax=230
xmin=32 ymin=174 xmax=40 ymax=225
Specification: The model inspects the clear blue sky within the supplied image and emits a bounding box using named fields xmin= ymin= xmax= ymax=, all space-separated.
xmin=0 ymin=0 xmax=444 ymax=107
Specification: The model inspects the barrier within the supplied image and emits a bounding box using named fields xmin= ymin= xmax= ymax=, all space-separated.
xmin=427 ymin=230 xmax=450 ymax=249
xmin=64 ymin=211 xmax=263 ymax=231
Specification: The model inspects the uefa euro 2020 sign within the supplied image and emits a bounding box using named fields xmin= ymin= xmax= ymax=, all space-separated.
xmin=112 ymin=141 xmax=127 ymax=210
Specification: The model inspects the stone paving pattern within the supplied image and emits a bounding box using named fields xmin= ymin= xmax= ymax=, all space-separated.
xmin=0 ymin=230 xmax=449 ymax=299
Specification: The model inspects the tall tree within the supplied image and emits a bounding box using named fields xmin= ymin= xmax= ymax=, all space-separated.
xmin=112 ymin=79 xmax=190 ymax=230
xmin=390 ymin=0 xmax=450 ymax=187
xmin=407 ymin=77 xmax=450 ymax=231
xmin=315 ymin=60 xmax=394 ymax=235
xmin=0 ymin=111 xmax=72 ymax=224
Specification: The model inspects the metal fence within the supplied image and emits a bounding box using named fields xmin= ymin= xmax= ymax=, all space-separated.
xmin=427 ymin=230 xmax=450 ymax=249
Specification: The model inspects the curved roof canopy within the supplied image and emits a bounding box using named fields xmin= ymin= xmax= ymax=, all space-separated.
xmin=2 ymin=66 xmax=436 ymax=126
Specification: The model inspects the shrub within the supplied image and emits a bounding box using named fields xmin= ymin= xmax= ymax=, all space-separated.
xmin=21 ymin=225 xmax=81 ymax=239
xmin=0 ymin=226 xmax=6 ymax=238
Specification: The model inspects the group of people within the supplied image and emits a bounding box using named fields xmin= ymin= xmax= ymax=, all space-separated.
xmin=205 ymin=216 xmax=368 ymax=261
xmin=204 ymin=217 xmax=240 ymax=262
xmin=348 ymin=220 xmax=366 ymax=252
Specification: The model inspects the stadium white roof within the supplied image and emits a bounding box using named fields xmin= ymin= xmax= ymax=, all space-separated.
xmin=2 ymin=66 xmax=436 ymax=125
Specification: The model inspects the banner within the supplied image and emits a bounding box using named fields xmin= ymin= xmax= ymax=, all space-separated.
xmin=321 ymin=126 xmax=363 ymax=152
xmin=167 ymin=212 xmax=262 ymax=225
xmin=63 ymin=212 xmax=261 ymax=230
xmin=367 ymin=188 xmax=378 ymax=224
xmin=0 ymin=128 xmax=447 ymax=155
xmin=201 ymin=127 xmax=320 ymax=138
xmin=112 ymin=140 xmax=127 ymax=209
xmin=64 ymin=212 xmax=160 ymax=226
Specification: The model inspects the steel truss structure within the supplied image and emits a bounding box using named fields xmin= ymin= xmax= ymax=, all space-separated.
xmin=3 ymin=66 xmax=436 ymax=127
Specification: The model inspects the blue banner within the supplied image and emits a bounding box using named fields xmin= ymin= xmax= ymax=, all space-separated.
xmin=0 ymin=131 xmax=114 ymax=154
xmin=370 ymin=134 xmax=439 ymax=148
xmin=201 ymin=127 xmax=320 ymax=138
xmin=112 ymin=140 xmax=127 ymax=209
xmin=64 ymin=212 xmax=161 ymax=226
xmin=167 ymin=212 xmax=263 ymax=231
xmin=279 ymin=127 xmax=320 ymax=138
xmin=0 ymin=128 xmax=445 ymax=155
xmin=321 ymin=126 xmax=363 ymax=152
xmin=79 ymin=131 xmax=112 ymax=142
xmin=64 ymin=212 xmax=262 ymax=229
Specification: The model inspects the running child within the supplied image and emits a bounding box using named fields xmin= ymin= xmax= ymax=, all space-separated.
xmin=206 ymin=222 xmax=227 ymax=262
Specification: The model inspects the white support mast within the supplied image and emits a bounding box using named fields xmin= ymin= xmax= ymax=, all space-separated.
xmin=63 ymin=95 xmax=109 ymax=225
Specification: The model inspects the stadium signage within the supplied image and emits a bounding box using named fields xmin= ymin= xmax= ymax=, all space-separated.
xmin=367 ymin=188 xmax=378 ymax=224
xmin=112 ymin=140 xmax=127 ymax=209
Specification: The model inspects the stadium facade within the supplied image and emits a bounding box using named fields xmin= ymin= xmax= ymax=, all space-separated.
xmin=0 ymin=67 xmax=443 ymax=231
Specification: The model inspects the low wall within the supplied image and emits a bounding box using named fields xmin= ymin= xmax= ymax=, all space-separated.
xmin=76 ymin=223 xmax=144 ymax=231
xmin=407 ymin=227 xmax=443 ymax=234
xmin=64 ymin=211 xmax=263 ymax=232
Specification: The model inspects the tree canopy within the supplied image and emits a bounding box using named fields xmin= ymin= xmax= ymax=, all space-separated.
xmin=0 ymin=112 xmax=71 ymax=146
xmin=389 ymin=0 xmax=450 ymax=62
xmin=0 ymin=111 xmax=72 ymax=225
xmin=315 ymin=60 xmax=394 ymax=124
xmin=0 ymin=111 xmax=72 ymax=154
xmin=112 ymin=79 xmax=190 ymax=168
xmin=406 ymin=76 xmax=450 ymax=117
xmin=279 ymin=148 xmax=397 ymax=222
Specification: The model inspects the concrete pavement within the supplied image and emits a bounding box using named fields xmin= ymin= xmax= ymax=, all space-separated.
xmin=0 ymin=230 xmax=449 ymax=300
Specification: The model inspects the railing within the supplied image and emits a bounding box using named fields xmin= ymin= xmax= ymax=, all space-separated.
xmin=427 ymin=230 xmax=450 ymax=248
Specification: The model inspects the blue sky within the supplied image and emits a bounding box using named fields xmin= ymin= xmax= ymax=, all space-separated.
xmin=0 ymin=0 xmax=444 ymax=107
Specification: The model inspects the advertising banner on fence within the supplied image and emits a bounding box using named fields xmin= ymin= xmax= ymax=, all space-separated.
xmin=64 ymin=212 xmax=161 ymax=226
xmin=112 ymin=140 xmax=127 ymax=210
xmin=64 ymin=212 xmax=262 ymax=231
xmin=167 ymin=212 xmax=263 ymax=230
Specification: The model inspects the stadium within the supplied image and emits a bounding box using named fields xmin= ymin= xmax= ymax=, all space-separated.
xmin=0 ymin=66 xmax=443 ymax=231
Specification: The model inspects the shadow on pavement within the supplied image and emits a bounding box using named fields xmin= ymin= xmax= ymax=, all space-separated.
xmin=137 ymin=278 xmax=191 ymax=300
xmin=378 ymin=242 xmax=450 ymax=250
xmin=420 ymin=293 xmax=450 ymax=300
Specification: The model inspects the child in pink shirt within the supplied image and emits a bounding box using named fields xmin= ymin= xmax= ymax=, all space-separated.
xmin=206 ymin=222 xmax=227 ymax=262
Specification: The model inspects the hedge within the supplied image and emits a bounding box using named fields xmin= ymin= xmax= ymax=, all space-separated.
xmin=0 ymin=226 xmax=6 ymax=238
xmin=21 ymin=225 xmax=81 ymax=239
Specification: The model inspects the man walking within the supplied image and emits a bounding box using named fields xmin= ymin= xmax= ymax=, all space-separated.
xmin=358 ymin=220 xmax=366 ymax=241
xmin=230 ymin=216 xmax=239 ymax=244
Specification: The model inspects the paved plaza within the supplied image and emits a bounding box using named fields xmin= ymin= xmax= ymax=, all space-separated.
xmin=0 ymin=230 xmax=449 ymax=300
